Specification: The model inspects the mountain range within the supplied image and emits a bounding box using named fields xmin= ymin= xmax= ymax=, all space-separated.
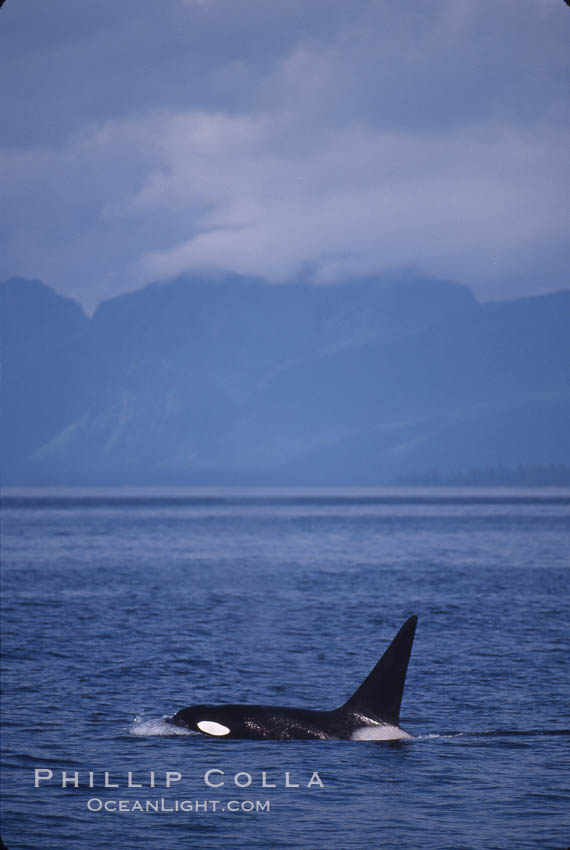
xmin=1 ymin=272 xmax=568 ymax=485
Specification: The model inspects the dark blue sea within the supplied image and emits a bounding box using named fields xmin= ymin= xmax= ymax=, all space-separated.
xmin=1 ymin=487 xmax=568 ymax=850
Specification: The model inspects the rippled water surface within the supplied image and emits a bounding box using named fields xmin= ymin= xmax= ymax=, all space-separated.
xmin=1 ymin=488 xmax=568 ymax=849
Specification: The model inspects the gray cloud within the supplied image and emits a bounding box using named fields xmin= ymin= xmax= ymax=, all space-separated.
xmin=1 ymin=0 xmax=569 ymax=310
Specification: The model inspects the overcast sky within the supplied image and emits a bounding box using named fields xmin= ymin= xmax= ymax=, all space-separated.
xmin=1 ymin=0 xmax=569 ymax=311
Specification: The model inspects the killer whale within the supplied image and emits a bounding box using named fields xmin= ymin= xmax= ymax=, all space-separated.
xmin=169 ymin=615 xmax=417 ymax=740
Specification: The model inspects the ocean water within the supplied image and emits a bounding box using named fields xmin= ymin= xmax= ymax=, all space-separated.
xmin=0 ymin=487 xmax=568 ymax=850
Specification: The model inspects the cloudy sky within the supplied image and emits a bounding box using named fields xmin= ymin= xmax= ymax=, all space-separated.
xmin=1 ymin=0 xmax=568 ymax=311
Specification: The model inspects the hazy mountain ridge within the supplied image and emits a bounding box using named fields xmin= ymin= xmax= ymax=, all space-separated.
xmin=1 ymin=277 xmax=88 ymax=379
xmin=1 ymin=274 xmax=568 ymax=485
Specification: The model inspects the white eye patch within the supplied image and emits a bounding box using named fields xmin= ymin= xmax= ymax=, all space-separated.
xmin=197 ymin=720 xmax=231 ymax=736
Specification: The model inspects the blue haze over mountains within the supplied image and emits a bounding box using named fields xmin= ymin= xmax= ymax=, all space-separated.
xmin=1 ymin=274 xmax=569 ymax=486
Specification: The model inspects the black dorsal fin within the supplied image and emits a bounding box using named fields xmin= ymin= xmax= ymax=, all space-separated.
xmin=341 ymin=616 xmax=418 ymax=726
